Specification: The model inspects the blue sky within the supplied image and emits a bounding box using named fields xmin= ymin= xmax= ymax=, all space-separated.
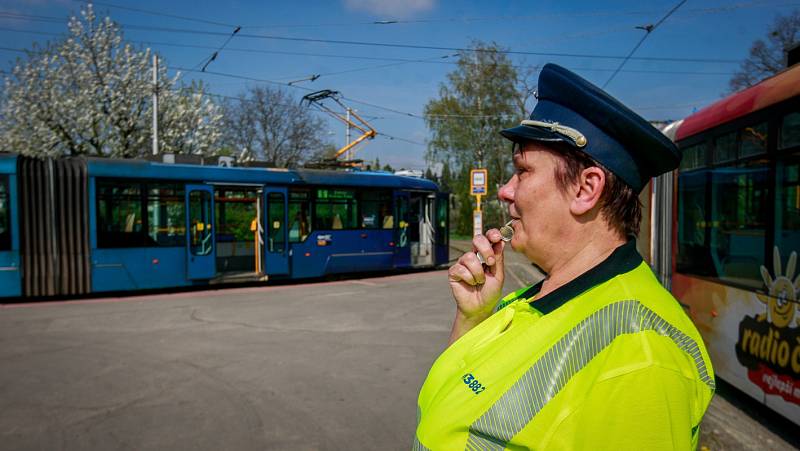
xmin=0 ymin=0 xmax=797 ymax=170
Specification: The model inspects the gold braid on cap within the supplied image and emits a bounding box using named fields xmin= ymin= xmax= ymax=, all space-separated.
xmin=521 ymin=120 xmax=588 ymax=148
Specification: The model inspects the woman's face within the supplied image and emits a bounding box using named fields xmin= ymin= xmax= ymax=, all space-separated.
xmin=497 ymin=142 xmax=574 ymax=267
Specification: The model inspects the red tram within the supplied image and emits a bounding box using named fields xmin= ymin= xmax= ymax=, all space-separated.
xmin=655 ymin=62 xmax=800 ymax=425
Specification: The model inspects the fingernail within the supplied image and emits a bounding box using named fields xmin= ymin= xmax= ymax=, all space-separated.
xmin=487 ymin=256 xmax=495 ymax=266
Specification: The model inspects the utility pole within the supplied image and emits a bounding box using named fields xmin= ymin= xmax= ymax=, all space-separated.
xmin=474 ymin=51 xmax=484 ymax=167
xmin=345 ymin=108 xmax=351 ymax=160
xmin=472 ymin=51 xmax=485 ymax=236
xmin=152 ymin=54 xmax=159 ymax=156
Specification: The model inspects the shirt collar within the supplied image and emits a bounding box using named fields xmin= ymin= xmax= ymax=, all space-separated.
xmin=520 ymin=239 xmax=643 ymax=315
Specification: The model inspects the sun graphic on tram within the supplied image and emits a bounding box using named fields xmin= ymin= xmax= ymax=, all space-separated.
xmin=757 ymin=247 xmax=800 ymax=328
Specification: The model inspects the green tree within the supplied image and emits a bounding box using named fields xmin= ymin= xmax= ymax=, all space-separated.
xmin=424 ymin=41 xmax=535 ymax=234
xmin=729 ymin=9 xmax=800 ymax=91
xmin=424 ymin=167 xmax=436 ymax=182
xmin=439 ymin=160 xmax=453 ymax=192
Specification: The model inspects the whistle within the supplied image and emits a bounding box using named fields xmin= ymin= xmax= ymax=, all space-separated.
xmin=475 ymin=220 xmax=514 ymax=265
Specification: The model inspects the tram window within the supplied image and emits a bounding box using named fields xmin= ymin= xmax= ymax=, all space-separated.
xmin=314 ymin=188 xmax=357 ymax=230
xmin=97 ymin=181 xmax=152 ymax=248
xmin=189 ymin=190 xmax=213 ymax=256
xmin=740 ymin=122 xmax=768 ymax=158
xmin=780 ymin=111 xmax=800 ymax=150
xmin=677 ymin=170 xmax=711 ymax=276
xmin=776 ymin=159 xmax=800 ymax=258
xmin=215 ymin=188 xmax=258 ymax=243
xmin=289 ymin=190 xmax=311 ymax=243
xmin=709 ymin=160 xmax=769 ymax=289
xmin=436 ymin=195 xmax=448 ymax=244
xmin=680 ymin=143 xmax=707 ymax=171
xmin=359 ymin=190 xmax=391 ymax=229
xmin=0 ymin=176 xmax=10 ymax=251
xmin=267 ymin=192 xmax=285 ymax=253
xmin=147 ymin=184 xmax=185 ymax=247
xmin=713 ymin=132 xmax=738 ymax=164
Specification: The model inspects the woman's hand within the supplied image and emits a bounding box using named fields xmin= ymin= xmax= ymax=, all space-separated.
xmin=447 ymin=229 xmax=505 ymax=343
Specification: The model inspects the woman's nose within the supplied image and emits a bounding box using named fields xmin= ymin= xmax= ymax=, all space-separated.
xmin=498 ymin=177 xmax=515 ymax=203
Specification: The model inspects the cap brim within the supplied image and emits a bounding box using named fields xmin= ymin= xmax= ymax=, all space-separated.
xmin=499 ymin=124 xmax=579 ymax=148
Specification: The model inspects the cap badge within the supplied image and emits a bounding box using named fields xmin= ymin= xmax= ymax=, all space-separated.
xmin=521 ymin=120 xmax=588 ymax=148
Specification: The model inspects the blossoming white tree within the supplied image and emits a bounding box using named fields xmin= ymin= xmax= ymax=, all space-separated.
xmin=0 ymin=4 xmax=222 ymax=158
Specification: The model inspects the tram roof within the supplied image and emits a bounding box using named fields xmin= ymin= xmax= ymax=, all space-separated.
xmin=676 ymin=63 xmax=800 ymax=141
xmin=293 ymin=168 xmax=438 ymax=190
xmin=87 ymin=157 xmax=439 ymax=190
xmin=88 ymin=157 xmax=297 ymax=184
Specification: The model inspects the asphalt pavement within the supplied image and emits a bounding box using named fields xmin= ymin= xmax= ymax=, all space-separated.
xmin=0 ymin=243 xmax=796 ymax=450
xmin=1 ymin=273 xmax=451 ymax=450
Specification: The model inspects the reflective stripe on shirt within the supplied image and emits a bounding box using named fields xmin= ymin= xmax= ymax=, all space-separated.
xmin=465 ymin=299 xmax=714 ymax=449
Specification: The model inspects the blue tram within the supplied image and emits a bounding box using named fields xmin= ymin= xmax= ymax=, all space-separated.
xmin=0 ymin=153 xmax=449 ymax=299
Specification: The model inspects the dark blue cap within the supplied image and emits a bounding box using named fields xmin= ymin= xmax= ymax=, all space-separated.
xmin=500 ymin=63 xmax=681 ymax=193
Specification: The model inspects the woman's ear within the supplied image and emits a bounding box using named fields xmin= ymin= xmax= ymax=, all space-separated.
xmin=570 ymin=166 xmax=605 ymax=215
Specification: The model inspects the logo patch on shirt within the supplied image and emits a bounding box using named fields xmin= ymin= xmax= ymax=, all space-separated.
xmin=462 ymin=373 xmax=486 ymax=395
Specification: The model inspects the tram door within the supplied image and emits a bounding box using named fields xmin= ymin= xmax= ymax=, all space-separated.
xmin=186 ymin=184 xmax=216 ymax=279
xmin=263 ymin=187 xmax=289 ymax=276
xmin=411 ymin=194 xmax=435 ymax=267
xmin=393 ymin=191 xmax=411 ymax=268
xmin=0 ymin=175 xmax=20 ymax=296
xmin=435 ymin=192 xmax=450 ymax=265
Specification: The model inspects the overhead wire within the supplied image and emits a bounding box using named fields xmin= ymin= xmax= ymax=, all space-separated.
xmin=378 ymin=133 xmax=426 ymax=147
xmin=0 ymin=51 xmax=706 ymax=123
xmin=0 ymin=46 xmax=28 ymax=54
xmin=0 ymin=12 xmax=64 ymax=24
xmin=107 ymin=23 xmax=746 ymax=64
xmin=0 ymin=12 xmax=698 ymax=63
xmin=173 ymin=66 xmax=429 ymax=118
xmin=196 ymin=24 xmax=241 ymax=72
xmin=0 ymin=45 xmax=722 ymax=120
xmin=0 ymin=11 xmax=741 ymax=64
xmin=603 ymin=0 xmax=687 ymax=88
xmin=0 ymin=11 xmax=740 ymax=64
xmin=0 ymin=26 xmax=737 ymax=76
xmin=340 ymin=0 xmax=800 ymax=27
xmin=0 ymin=37 xmax=726 ymax=121
xmin=0 ymin=26 xmax=61 ymax=37
xmin=1 ymin=3 xmax=734 ymax=158
xmin=1 ymin=0 xmax=795 ymax=76
xmin=0 ymin=4 xmax=743 ymax=124
xmin=170 ymin=66 xmax=719 ymax=119
xmin=74 ymin=0 xmax=237 ymax=28
xmin=0 ymin=6 xmax=239 ymax=74
xmin=274 ymin=53 xmax=459 ymax=81
xmin=61 ymin=0 xmax=800 ymax=29
xmin=152 ymin=40 xmax=733 ymax=76
xmin=173 ymin=86 xmax=408 ymax=153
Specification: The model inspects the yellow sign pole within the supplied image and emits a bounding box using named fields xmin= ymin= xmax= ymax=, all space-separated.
xmin=470 ymin=169 xmax=488 ymax=236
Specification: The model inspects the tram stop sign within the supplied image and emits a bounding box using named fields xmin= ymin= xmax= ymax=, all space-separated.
xmin=470 ymin=169 xmax=488 ymax=195
xmin=473 ymin=210 xmax=483 ymax=237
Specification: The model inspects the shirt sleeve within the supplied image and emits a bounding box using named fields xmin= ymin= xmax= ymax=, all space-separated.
xmin=542 ymin=364 xmax=700 ymax=451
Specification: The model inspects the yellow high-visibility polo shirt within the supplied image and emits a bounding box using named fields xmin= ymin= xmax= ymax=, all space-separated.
xmin=414 ymin=241 xmax=714 ymax=450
